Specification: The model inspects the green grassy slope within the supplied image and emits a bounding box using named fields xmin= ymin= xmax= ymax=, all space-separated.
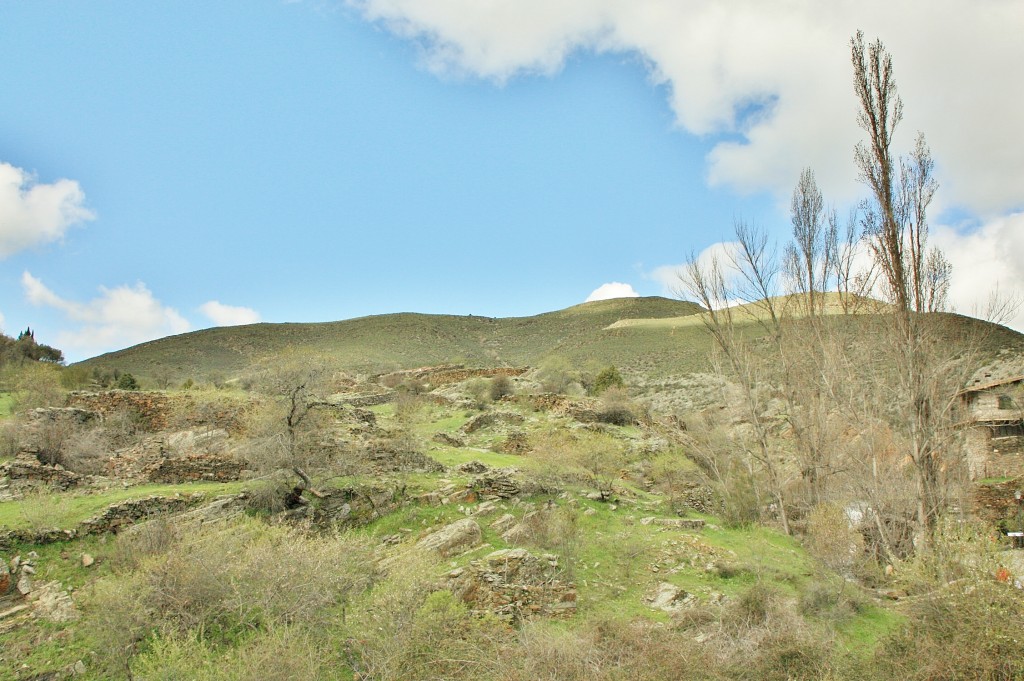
xmin=75 ymin=295 xmax=1024 ymax=390
xmin=76 ymin=297 xmax=705 ymax=383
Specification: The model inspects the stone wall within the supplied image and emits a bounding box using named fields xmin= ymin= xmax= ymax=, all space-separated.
xmin=65 ymin=391 xmax=250 ymax=434
xmin=446 ymin=548 xmax=576 ymax=622
xmin=66 ymin=390 xmax=175 ymax=430
xmin=965 ymin=426 xmax=1024 ymax=480
xmin=379 ymin=365 xmax=528 ymax=388
xmin=972 ymin=478 xmax=1024 ymax=523
xmin=145 ymin=454 xmax=245 ymax=484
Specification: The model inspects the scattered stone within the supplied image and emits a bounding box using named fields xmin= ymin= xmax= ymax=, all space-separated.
xmin=73 ymin=660 xmax=86 ymax=676
xmin=456 ymin=460 xmax=489 ymax=474
xmin=460 ymin=411 xmax=525 ymax=434
xmin=490 ymin=513 xmax=517 ymax=533
xmin=80 ymin=554 xmax=94 ymax=568
xmin=16 ymin=574 xmax=32 ymax=595
xmin=583 ymin=508 xmax=597 ymax=516
xmin=501 ymin=523 xmax=528 ymax=544
xmin=415 ymin=518 xmax=483 ymax=557
xmin=434 ymin=432 xmax=467 ymax=448
xmin=29 ymin=581 xmax=78 ymax=622
xmin=447 ymin=548 xmax=576 ymax=622
xmin=473 ymin=501 xmax=498 ymax=516
xmin=646 ymin=582 xmax=693 ymax=612
xmin=640 ymin=517 xmax=705 ymax=530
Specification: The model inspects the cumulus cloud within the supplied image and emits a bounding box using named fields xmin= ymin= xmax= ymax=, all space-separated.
xmin=649 ymin=223 xmax=1024 ymax=333
xmin=0 ymin=162 xmax=94 ymax=258
xmin=933 ymin=214 xmax=1024 ymax=332
xmin=350 ymin=0 xmax=1024 ymax=214
xmin=649 ymin=241 xmax=744 ymax=302
xmin=22 ymin=272 xmax=190 ymax=358
xmin=586 ymin=282 xmax=640 ymax=302
xmin=200 ymin=301 xmax=261 ymax=326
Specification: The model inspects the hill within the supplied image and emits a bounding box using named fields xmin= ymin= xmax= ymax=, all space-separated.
xmin=75 ymin=295 xmax=1024 ymax=397
xmin=76 ymin=296 xmax=706 ymax=384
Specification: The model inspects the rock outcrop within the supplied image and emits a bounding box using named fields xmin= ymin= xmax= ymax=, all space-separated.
xmin=416 ymin=518 xmax=483 ymax=557
xmin=446 ymin=548 xmax=576 ymax=622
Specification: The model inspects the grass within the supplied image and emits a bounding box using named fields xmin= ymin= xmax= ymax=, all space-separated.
xmin=0 ymin=392 xmax=13 ymax=418
xmin=74 ymin=296 xmax=705 ymax=385
xmin=0 ymin=481 xmax=246 ymax=531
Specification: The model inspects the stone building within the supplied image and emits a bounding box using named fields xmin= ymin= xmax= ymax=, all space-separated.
xmin=959 ymin=374 xmax=1024 ymax=480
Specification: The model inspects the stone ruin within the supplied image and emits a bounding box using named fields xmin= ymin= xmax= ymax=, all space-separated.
xmin=446 ymin=548 xmax=577 ymax=622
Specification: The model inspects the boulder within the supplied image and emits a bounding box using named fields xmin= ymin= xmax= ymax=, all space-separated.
xmin=416 ymin=518 xmax=482 ymax=557
xmin=646 ymin=582 xmax=693 ymax=612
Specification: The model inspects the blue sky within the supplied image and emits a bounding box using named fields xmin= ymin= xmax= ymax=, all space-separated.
xmin=2 ymin=1 xmax=1023 ymax=361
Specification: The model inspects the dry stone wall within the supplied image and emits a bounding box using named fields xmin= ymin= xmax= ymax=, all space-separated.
xmin=446 ymin=548 xmax=576 ymax=622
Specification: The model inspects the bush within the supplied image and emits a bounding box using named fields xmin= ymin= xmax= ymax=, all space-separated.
xmin=116 ymin=372 xmax=140 ymax=391
xmin=490 ymin=374 xmax=514 ymax=401
xmin=536 ymin=356 xmax=579 ymax=395
xmin=90 ymin=516 xmax=377 ymax=673
xmin=805 ymin=503 xmax=864 ymax=575
xmin=867 ymin=579 xmax=1024 ymax=680
xmin=465 ymin=378 xmax=491 ymax=409
xmin=342 ymin=550 xmax=507 ymax=681
xmin=592 ymin=366 xmax=624 ymax=395
xmin=595 ymin=387 xmax=636 ymax=426
xmin=62 ymin=427 xmax=111 ymax=475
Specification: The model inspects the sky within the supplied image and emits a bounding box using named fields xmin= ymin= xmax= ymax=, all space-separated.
xmin=2 ymin=1 xmax=1023 ymax=362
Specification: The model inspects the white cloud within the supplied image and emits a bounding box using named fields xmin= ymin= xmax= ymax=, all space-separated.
xmin=650 ymin=223 xmax=1024 ymax=333
xmin=22 ymin=272 xmax=190 ymax=358
xmin=586 ymin=282 xmax=640 ymax=302
xmin=649 ymin=241 xmax=743 ymax=301
xmin=200 ymin=301 xmax=261 ymax=326
xmin=0 ymin=162 xmax=94 ymax=258
xmin=933 ymin=214 xmax=1024 ymax=332
xmin=0 ymin=309 xmax=5 ymax=334
xmin=350 ymin=0 xmax=1024 ymax=215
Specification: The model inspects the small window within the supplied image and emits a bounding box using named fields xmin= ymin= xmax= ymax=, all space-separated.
xmin=998 ymin=394 xmax=1015 ymax=410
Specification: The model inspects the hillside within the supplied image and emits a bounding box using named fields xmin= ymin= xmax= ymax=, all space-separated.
xmin=77 ymin=296 xmax=706 ymax=384
xmin=76 ymin=296 xmax=1024 ymax=400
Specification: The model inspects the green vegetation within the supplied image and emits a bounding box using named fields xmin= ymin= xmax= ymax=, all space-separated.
xmin=0 ymin=392 xmax=12 ymax=418
xmin=75 ymin=296 xmax=705 ymax=386
xmin=0 ymin=482 xmax=245 ymax=531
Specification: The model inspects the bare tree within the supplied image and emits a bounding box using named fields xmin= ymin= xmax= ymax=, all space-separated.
xmin=682 ymin=222 xmax=793 ymax=534
xmin=853 ymin=32 xmax=950 ymax=316
xmin=785 ymin=168 xmax=837 ymax=315
xmin=851 ymin=31 xmax=960 ymax=541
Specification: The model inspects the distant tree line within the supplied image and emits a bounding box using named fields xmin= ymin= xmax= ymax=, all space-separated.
xmin=0 ymin=328 xmax=64 ymax=366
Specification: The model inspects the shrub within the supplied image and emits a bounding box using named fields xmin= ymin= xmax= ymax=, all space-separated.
xmin=536 ymin=356 xmax=578 ymax=394
xmin=62 ymin=427 xmax=111 ymax=475
xmin=489 ymin=374 xmax=514 ymax=401
xmin=805 ymin=502 xmax=865 ymax=575
xmin=592 ymin=366 xmax=624 ymax=395
xmin=116 ymin=373 xmax=140 ymax=391
xmin=12 ymin=362 xmax=65 ymax=412
xmin=868 ymin=579 xmax=1024 ymax=680
xmin=342 ymin=550 xmax=507 ymax=681
xmin=90 ymin=517 xmax=377 ymax=673
xmin=465 ymin=378 xmax=491 ymax=409
xmin=595 ymin=387 xmax=636 ymax=425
